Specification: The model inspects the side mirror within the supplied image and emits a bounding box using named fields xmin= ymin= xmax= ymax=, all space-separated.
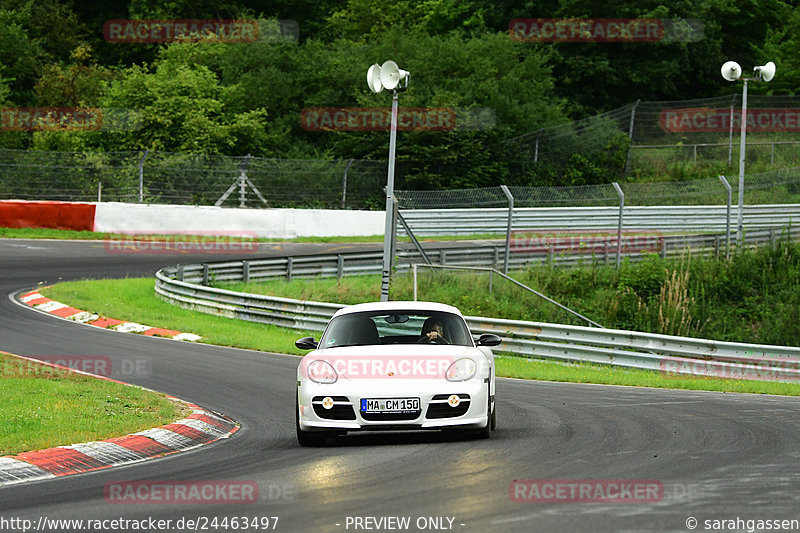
xmin=476 ymin=333 xmax=502 ymax=347
xmin=295 ymin=337 xmax=318 ymax=350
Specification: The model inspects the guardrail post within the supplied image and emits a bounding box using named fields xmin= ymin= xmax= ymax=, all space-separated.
xmin=337 ymin=254 xmax=344 ymax=279
xmin=500 ymin=184 xmax=514 ymax=274
xmin=439 ymin=250 xmax=446 ymax=265
xmin=287 ymin=257 xmax=293 ymax=281
xmin=177 ymin=265 xmax=184 ymax=282
xmin=661 ymin=238 xmax=667 ymax=259
xmin=612 ymin=182 xmax=625 ymax=269
xmin=202 ymin=263 xmax=209 ymax=286
xmin=242 ymin=260 xmax=250 ymax=283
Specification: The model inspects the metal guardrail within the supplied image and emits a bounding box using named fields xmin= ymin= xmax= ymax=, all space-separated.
xmin=155 ymin=244 xmax=800 ymax=383
xmin=164 ymin=226 xmax=800 ymax=287
xmin=398 ymin=204 xmax=800 ymax=236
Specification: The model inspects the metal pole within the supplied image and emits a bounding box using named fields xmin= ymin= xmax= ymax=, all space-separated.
xmin=341 ymin=158 xmax=353 ymax=209
xmin=380 ymin=91 xmax=399 ymax=302
xmin=500 ymin=184 xmax=514 ymax=275
xmin=737 ymin=79 xmax=748 ymax=240
xmin=138 ymin=149 xmax=148 ymax=203
xmin=412 ymin=264 xmax=418 ymax=301
xmin=625 ymin=99 xmax=640 ymax=175
xmin=728 ymin=102 xmax=734 ymax=167
xmin=719 ymin=175 xmax=732 ymax=258
xmin=97 ymin=181 xmax=102 ymax=202
xmin=612 ymin=182 xmax=624 ymax=269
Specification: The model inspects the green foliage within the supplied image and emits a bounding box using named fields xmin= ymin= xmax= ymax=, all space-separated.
xmin=220 ymin=239 xmax=800 ymax=347
xmin=1 ymin=1 xmax=800 ymax=188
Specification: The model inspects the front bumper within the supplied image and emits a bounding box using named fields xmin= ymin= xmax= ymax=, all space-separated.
xmin=297 ymin=379 xmax=489 ymax=432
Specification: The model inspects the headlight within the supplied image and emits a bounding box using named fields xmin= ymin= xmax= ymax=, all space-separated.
xmin=307 ymin=360 xmax=338 ymax=384
xmin=446 ymin=358 xmax=476 ymax=382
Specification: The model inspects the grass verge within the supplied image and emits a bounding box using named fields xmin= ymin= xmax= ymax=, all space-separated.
xmin=0 ymin=226 xmax=504 ymax=243
xmin=37 ymin=277 xmax=800 ymax=397
xmin=0 ymin=352 xmax=191 ymax=456
xmin=40 ymin=278 xmax=315 ymax=355
xmin=496 ymin=356 xmax=800 ymax=396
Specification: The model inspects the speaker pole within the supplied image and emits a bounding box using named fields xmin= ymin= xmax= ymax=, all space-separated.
xmin=380 ymin=90 xmax=399 ymax=302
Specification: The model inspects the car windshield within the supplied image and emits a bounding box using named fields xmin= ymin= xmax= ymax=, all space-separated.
xmin=318 ymin=310 xmax=473 ymax=348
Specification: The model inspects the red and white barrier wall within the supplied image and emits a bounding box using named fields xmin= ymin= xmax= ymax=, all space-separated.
xmin=0 ymin=200 xmax=385 ymax=238
xmin=0 ymin=201 xmax=97 ymax=232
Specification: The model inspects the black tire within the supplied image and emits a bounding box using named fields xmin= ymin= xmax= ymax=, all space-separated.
xmin=296 ymin=393 xmax=329 ymax=446
xmin=490 ymin=393 xmax=497 ymax=431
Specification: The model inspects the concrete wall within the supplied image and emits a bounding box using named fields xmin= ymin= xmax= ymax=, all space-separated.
xmin=0 ymin=200 xmax=385 ymax=238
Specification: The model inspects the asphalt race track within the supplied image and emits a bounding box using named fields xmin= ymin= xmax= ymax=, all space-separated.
xmin=1 ymin=238 xmax=799 ymax=533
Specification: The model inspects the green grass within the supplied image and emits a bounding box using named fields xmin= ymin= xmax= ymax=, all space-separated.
xmin=40 ymin=278 xmax=315 ymax=355
xmin=0 ymin=226 xmax=505 ymax=243
xmin=0 ymin=226 xmax=383 ymax=243
xmin=220 ymin=239 xmax=800 ymax=347
xmin=37 ymin=275 xmax=800 ymax=397
xmin=496 ymin=356 xmax=800 ymax=396
xmin=0 ymin=352 xmax=190 ymax=455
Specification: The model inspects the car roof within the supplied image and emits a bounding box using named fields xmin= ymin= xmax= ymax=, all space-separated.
xmin=331 ymin=300 xmax=464 ymax=319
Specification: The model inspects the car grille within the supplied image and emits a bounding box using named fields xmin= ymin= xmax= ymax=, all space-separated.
xmin=312 ymin=396 xmax=356 ymax=420
xmin=425 ymin=394 xmax=471 ymax=419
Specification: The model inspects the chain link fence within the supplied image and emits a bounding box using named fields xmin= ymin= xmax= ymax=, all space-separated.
xmin=0 ymin=149 xmax=387 ymax=209
xmin=503 ymin=94 xmax=800 ymax=179
xmin=396 ymin=166 xmax=800 ymax=209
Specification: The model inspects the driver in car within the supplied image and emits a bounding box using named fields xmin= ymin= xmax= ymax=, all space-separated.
xmin=419 ymin=318 xmax=446 ymax=343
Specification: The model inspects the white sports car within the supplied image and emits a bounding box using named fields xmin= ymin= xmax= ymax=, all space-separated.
xmin=295 ymin=301 xmax=501 ymax=446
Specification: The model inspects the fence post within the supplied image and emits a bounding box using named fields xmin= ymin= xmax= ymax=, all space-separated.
xmin=718 ymin=175 xmax=732 ymax=258
xmin=728 ymin=102 xmax=734 ymax=168
xmin=612 ymin=182 xmax=624 ymax=268
xmin=341 ymin=158 xmax=353 ymax=209
xmin=500 ymin=184 xmax=514 ymax=274
xmin=624 ymin=99 xmax=640 ymax=175
xmin=97 ymin=181 xmax=102 ymax=202
xmin=138 ymin=149 xmax=148 ymax=203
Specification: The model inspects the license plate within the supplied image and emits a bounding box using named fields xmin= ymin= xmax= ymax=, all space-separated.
xmin=361 ymin=397 xmax=420 ymax=413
